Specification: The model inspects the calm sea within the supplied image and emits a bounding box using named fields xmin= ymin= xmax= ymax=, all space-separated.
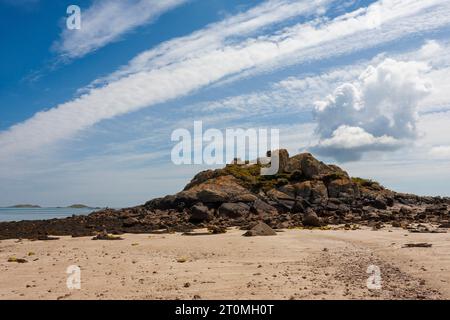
xmin=0 ymin=207 xmax=96 ymax=222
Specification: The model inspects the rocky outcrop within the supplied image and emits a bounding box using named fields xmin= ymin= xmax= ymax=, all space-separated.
xmin=0 ymin=150 xmax=448 ymax=240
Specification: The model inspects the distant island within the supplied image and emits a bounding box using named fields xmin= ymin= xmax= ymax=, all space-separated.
xmin=66 ymin=204 xmax=94 ymax=209
xmin=4 ymin=204 xmax=99 ymax=209
xmin=8 ymin=204 xmax=41 ymax=208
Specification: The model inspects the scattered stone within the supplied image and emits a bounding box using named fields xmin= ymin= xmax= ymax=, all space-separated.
xmin=408 ymin=225 xmax=447 ymax=233
xmin=8 ymin=257 xmax=27 ymax=263
xmin=34 ymin=235 xmax=59 ymax=241
xmin=392 ymin=221 xmax=402 ymax=228
xmin=208 ymin=225 xmax=227 ymax=234
xmin=177 ymin=257 xmax=188 ymax=263
xmin=243 ymin=221 xmax=277 ymax=237
xmin=92 ymin=231 xmax=123 ymax=240
xmin=402 ymin=243 xmax=432 ymax=248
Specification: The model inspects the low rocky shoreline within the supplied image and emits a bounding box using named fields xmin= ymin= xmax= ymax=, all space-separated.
xmin=1 ymin=151 xmax=449 ymax=240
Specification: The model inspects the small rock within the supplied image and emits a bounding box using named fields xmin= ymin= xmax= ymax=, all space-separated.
xmin=243 ymin=221 xmax=277 ymax=237
xmin=92 ymin=231 xmax=123 ymax=240
xmin=7 ymin=257 xmax=27 ymax=263
xmin=402 ymin=243 xmax=432 ymax=248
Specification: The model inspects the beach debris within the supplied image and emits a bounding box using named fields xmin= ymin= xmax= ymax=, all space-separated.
xmin=183 ymin=282 xmax=191 ymax=288
xmin=371 ymin=222 xmax=384 ymax=230
xmin=408 ymin=225 xmax=447 ymax=233
xmin=34 ymin=235 xmax=59 ymax=241
xmin=182 ymin=231 xmax=211 ymax=236
xmin=92 ymin=231 xmax=123 ymax=240
xmin=207 ymin=225 xmax=227 ymax=234
xmin=439 ymin=222 xmax=450 ymax=228
xmin=176 ymin=257 xmax=188 ymax=263
xmin=243 ymin=221 xmax=276 ymax=237
xmin=7 ymin=256 xmax=28 ymax=263
xmin=402 ymin=243 xmax=432 ymax=248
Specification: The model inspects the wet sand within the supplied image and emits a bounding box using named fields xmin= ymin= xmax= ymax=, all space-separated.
xmin=0 ymin=227 xmax=449 ymax=300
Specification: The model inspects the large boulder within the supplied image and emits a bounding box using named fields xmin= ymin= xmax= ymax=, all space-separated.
xmin=180 ymin=175 xmax=257 ymax=203
xmin=310 ymin=181 xmax=328 ymax=203
xmin=251 ymin=199 xmax=278 ymax=216
xmin=302 ymin=209 xmax=321 ymax=227
xmin=286 ymin=153 xmax=332 ymax=178
xmin=197 ymin=189 xmax=229 ymax=203
xmin=189 ymin=203 xmax=214 ymax=222
xmin=272 ymin=149 xmax=290 ymax=173
xmin=327 ymin=178 xmax=359 ymax=198
xmin=267 ymin=188 xmax=294 ymax=201
xmin=366 ymin=196 xmax=388 ymax=210
xmin=283 ymin=181 xmax=328 ymax=203
xmin=218 ymin=202 xmax=250 ymax=219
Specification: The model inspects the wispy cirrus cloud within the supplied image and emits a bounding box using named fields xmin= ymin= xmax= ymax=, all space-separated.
xmin=53 ymin=0 xmax=188 ymax=60
xmin=89 ymin=0 xmax=332 ymax=87
xmin=1 ymin=0 xmax=450 ymax=161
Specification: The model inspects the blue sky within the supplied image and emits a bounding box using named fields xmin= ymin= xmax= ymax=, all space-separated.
xmin=1 ymin=0 xmax=450 ymax=207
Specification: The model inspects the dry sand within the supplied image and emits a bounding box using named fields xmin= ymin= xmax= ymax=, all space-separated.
xmin=0 ymin=226 xmax=449 ymax=300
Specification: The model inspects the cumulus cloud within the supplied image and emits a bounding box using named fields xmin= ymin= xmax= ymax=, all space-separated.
xmin=312 ymin=58 xmax=432 ymax=161
xmin=312 ymin=125 xmax=401 ymax=161
xmin=54 ymin=0 xmax=188 ymax=59
xmin=417 ymin=40 xmax=444 ymax=60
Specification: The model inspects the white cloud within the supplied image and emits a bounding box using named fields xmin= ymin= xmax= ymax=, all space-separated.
xmin=87 ymin=0 xmax=332 ymax=87
xmin=312 ymin=125 xmax=402 ymax=161
xmin=1 ymin=0 xmax=449 ymax=160
xmin=312 ymin=58 xmax=432 ymax=161
xmin=429 ymin=145 xmax=450 ymax=158
xmin=417 ymin=40 xmax=444 ymax=60
xmin=214 ymin=0 xmax=450 ymax=86
xmin=54 ymin=0 xmax=188 ymax=59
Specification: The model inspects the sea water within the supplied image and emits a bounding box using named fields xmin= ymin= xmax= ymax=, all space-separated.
xmin=0 ymin=207 xmax=96 ymax=222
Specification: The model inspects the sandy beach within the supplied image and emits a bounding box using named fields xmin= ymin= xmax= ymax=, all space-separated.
xmin=0 ymin=226 xmax=448 ymax=300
